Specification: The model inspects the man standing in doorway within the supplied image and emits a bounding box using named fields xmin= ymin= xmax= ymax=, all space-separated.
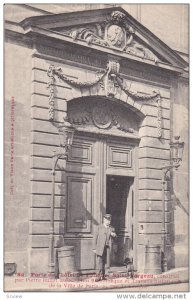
xmin=93 ymin=214 xmax=117 ymax=281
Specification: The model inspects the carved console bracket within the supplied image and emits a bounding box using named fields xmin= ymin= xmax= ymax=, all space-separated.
xmin=47 ymin=62 xmax=162 ymax=138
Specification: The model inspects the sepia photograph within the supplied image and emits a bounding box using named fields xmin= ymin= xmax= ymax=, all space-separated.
xmin=4 ymin=3 xmax=189 ymax=295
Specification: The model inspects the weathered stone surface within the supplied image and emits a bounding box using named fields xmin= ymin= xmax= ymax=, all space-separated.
xmin=31 ymin=131 xmax=60 ymax=146
xmin=30 ymin=221 xmax=65 ymax=234
xmin=31 ymin=143 xmax=61 ymax=157
xmin=31 ymin=208 xmax=65 ymax=221
xmin=141 ymin=115 xmax=170 ymax=129
xmin=33 ymin=80 xmax=73 ymax=99
xmin=138 ymin=147 xmax=170 ymax=160
xmin=31 ymin=181 xmax=66 ymax=195
xmin=141 ymin=105 xmax=170 ymax=119
xmin=139 ymin=137 xmax=170 ymax=149
xmin=80 ymin=87 xmax=91 ymax=98
xmin=5 ymin=251 xmax=28 ymax=274
xmin=4 ymin=230 xmax=29 ymax=252
xmin=139 ymin=127 xmax=170 ymax=139
xmin=138 ymin=233 xmax=162 ymax=245
xmin=31 ymin=106 xmax=66 ymax=122
xmin=30 ymin=235 xmax=64 ymax=248
xmin=31 ymin=194 xmax=66 ymax=208
xmin=138 ymin=200 xmax=173 ymax=211
xmin=32 ymin=94 xmax=67 ymax=112
xmin=31 ymin=156 xmax=68 ymax=171
xmin=139 ymin=190 xmax=170 ymax=201
xmin=139 ymin=157 xmax=170 ymax=169
xmin=31 ymin=169 xmax=63 ymax=182
xmin=174 ymin=245 xmax=189 ymax=268
xmin=30 ymin=156 xmax=52 ymax=170
xmin=139 ymin=168 xmax=163 ymax=180
xmin=29 ymin=248 xmax=49 ymax=274
xmin=138 ymin=222 xmax=173 ymax=234
xmin=33 ymin=56 xmax=88 ymax=79
xmin=129 ymin=81 xmax=170 ymax=99
xmin=139 ymin=179 xmax=163 ymax=190
xmin=137 ymin=244 xmax=146 ymax=272
xmin=138 ymin=211 xmax=171 ymax=223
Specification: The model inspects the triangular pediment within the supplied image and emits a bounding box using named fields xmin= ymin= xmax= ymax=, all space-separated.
xmin=20 ymin=7 xmax=188 ymax=70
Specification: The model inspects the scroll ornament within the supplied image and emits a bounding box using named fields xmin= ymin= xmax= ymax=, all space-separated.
xmin=47 ymin=63 xmax=162 ymax=138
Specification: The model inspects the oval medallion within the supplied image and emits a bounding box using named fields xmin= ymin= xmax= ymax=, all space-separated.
xmin=106 ymin=25 xmax=126 ymax=49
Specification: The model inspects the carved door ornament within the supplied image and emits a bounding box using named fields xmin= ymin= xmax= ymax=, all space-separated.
xmin=92 ymin=103 xmax=113 ymax=129
xmin=47 ymin=61 xmax=162 ymax=138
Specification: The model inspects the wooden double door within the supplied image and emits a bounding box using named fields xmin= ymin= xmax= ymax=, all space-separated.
xmin=65 ymin=132 xmax=138 ymax=271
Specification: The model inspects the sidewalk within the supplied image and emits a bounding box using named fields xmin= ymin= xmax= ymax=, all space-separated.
xmin=4 ymin=267 xmax=189 ymax=292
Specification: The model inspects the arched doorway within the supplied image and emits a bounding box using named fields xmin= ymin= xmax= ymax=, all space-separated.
xmin=64 ymin=96 xmax=143 ymax=272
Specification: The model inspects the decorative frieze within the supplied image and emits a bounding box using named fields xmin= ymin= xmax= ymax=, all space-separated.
xmin=47 ymin=60 xmax=163 ymax=137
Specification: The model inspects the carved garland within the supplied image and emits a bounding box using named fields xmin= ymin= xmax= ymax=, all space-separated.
xmin=116 ymin=75 xmax=162 ymax=138
xmin=47 ymin=66 xmax=56 ymax=121
xmin=47 ymin=64 xmax=162 ymax=138
xmin=48 ymin=65 xmax=106 ymax=89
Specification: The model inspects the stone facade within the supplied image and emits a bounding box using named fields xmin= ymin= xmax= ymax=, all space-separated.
xmin=4 ymin=5 xmax=189 ymax=276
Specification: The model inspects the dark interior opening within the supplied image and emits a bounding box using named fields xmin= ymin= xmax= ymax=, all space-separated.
xmin=106 ymin=175 xmax=133 ymax=266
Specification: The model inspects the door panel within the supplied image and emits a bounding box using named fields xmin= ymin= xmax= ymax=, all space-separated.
xmin=107 ymin=144 xmax=132 ymax=168
xmin=68 ymin=140 xmax=93 ymax=165
xmin=67 ymin=175 xmax=92 ymax=233
xmin=65 ymin=133 xmax=137 ymax=271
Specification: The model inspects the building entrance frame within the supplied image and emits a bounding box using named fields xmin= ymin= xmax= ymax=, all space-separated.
xmin=65 ymin=127 xmax=139 ymax=272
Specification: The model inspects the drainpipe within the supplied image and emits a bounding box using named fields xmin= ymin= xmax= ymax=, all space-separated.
xmin=48 ymin=150 xmax=67 ymax=276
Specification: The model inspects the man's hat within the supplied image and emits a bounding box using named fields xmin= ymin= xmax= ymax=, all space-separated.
xmin=104 ymin=214 xmax=112 ymax=221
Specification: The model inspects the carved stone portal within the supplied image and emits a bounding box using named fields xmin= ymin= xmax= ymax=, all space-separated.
xmin=47 ymin=63 xmax=162 ymax=138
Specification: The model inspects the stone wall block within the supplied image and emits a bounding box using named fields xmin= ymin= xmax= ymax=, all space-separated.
xmin=31 ymin=181 xmax=66 ymax=195
xmin=30 ymin=221 xmax=65 ymax=235
xmin=31 ymin=207 xmax=65 ymax=221
xmin=31 ymin=194 xmax=66 ymax=208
